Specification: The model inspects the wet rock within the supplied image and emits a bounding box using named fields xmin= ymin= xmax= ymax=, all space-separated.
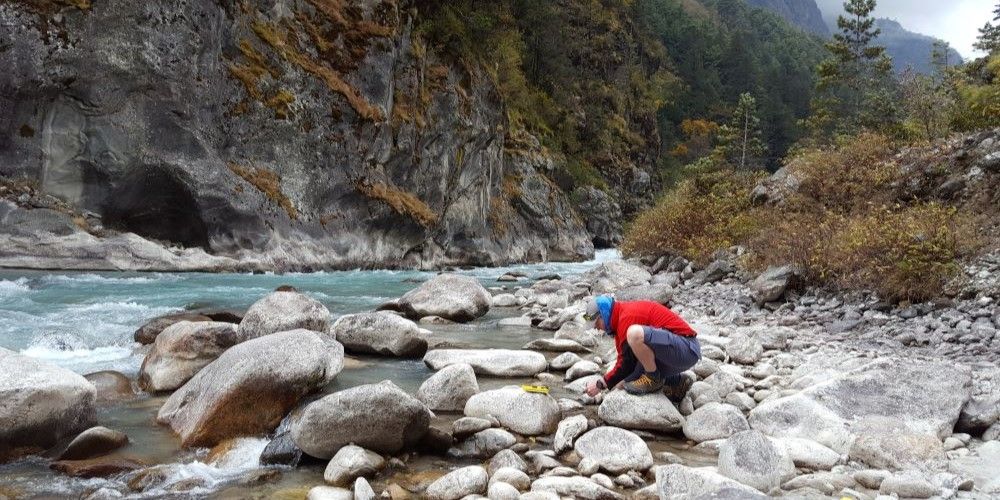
xmin=748 ymin=359 xmax=971 ymax=453
xmin=307 ymin=486 xmax=353 ymax=500
xmin=549 ymin=352 xmax=583 ymax=371
xmin=598 ymin=391 xmax=684 ymax=432
xmin=425 ymin=465 xmax=488 ymax=500
xmin=51 ymin=456 xmax=145 ymax=478
xmin=490 ymin=467 xmax=531 ymax=490
xmin=879 ymin=471 xmax=939 ymax=498
xmin=773 ymin=437 xmax=842 ymax=470
xmin=323 ymin=444 xmax=385 ymax=486
xmin=138 ymin=321 xmax=239 ymax=392
xmin=523 ymin=338 xmax=590 ymax=353
xmin=237 ymin=291 xmax=331 ymax=342
xmin=397 ymin=274 xmax=491 ymax=322
xmin=654 ymin=464 xmax=766 ymax=499
xmin=53 ymin=426 xmax=128 ymax=461
xmin=574 ymin=427 xmax=653 ymax=474
xmin=84 ymin=371 xmax=137 ymax=403
xmin=464 ymin=386 xmax=560 ymax=435
xmin=425 ymin=349 xmax=547 ymax=377
xmin=554 ymin=415 xmax=588 ymax=454
xmin=530 ymin=476 xmax=622 ymax=500
xmin=417 ymin=426 xmax=453 ymax=456
xmin=682 ymin=403 xmax=749 ymax=443
xmin=717 ymin=430 xmax=795 ymax=492
xmin=417 ymin=363 xmax=479 ymax=412
xmin=488 ymin=449 xmax=529 ymax=475
xmin=1 ymin=348 xmax=96 ymax=462
xmin=331 ymin=312 xmax=428 ymax=357
xmin=293 ymin=381 xmax=429 ymax=458
xmin=157 ymin=330 xmax=342 ymax=448
xmin=725 ymin=332 xmax=763 ymax=365
xmin=260 ymin=430 xmax=302 ymax=466
xmin=750 ymin=266 xmax=799 ymax=305
xmin=582 ymin=261 xmax=652 ymax=294
xmin=448 ymin=428 xmax=516 ymax=459
xmin=134 ymin=312 xmax=214 ymax=344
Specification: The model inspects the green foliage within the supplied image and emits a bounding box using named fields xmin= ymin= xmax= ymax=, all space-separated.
xmin=974 ymin=2 xmax=1000 ymax=54
xmin=715 ymin=93 xmax=768 ymax=170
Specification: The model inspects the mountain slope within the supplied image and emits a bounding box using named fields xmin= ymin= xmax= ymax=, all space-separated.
xmin=874 ymin=18 xmax=964 ymax=74
xmin=745 ymin=0 xmax=829 ymax=37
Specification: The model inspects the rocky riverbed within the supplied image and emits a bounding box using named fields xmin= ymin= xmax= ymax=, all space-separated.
xmin=1 ymin=253 xmax=998 ymax=499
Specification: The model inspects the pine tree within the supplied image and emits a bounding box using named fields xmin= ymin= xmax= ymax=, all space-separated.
xmin=716 ymin=93 xmax=767 ymax=170
xmin=974 ymin=2 xmax=1000 ymax=54
xmin=808 ymin=0 xmax=900 ymax=138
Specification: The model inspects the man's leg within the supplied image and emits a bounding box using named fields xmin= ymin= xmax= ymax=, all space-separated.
xmin=623 ymin=324 xmax=666 ymax=394
xmin=625 ymin=326 xmax=701 ymax=397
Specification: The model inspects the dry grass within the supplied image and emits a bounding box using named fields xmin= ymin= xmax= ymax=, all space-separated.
xmin=227 ymin=162 xmax=298 ymax=219
xmin=264 ymin=89 xmax=296 ymax=119
xmin=355 ymin=181 xmax=438 ymax=228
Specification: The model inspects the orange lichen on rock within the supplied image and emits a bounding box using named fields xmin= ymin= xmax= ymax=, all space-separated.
xmin=355 ymin=181 xmax=438 ymax=228
xmin=227 ymin=162 xmax=299 ymax=219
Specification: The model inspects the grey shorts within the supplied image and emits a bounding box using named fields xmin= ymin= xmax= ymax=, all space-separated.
xmin=642 ymin=326 xmax=701 ymax=375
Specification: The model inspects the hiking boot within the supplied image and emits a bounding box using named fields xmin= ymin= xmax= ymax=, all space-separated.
xmin=624 ymin=373 xmax=665 ymax=395
xmin=664 ymin=374 xmax=694 ymax=403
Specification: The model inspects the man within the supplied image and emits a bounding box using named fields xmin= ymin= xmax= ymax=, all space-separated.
xmin=584 ymin=295 xmax=700 ymax=397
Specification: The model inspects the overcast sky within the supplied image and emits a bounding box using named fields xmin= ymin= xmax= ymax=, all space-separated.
xmin=815 ymin=0 xmax=995 ymax=60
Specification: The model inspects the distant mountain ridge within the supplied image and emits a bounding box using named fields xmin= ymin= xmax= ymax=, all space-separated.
xmin=745 ymin=0 xmax=829 ymax=37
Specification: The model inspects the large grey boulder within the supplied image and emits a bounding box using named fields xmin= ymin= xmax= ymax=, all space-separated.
xmin=138 ymin=321 xmax=240 ymax=392
xmin=425 ymin=465 xmax=488 ymax=500
xmin=682 ymin=403 xmax=749 ymax=443
xmin=598 ymin=391 xmax=684 ymax=432
xmin=773 ymin=437 xmax=842 ymax=470
xmin=654 ymin=464 xmax=767 ymax=499
xmin=717 ymin=430 xmax=795 ymax=493
xmin=237 ymin=292 xmax=331 ymax=341
xmin=52 ymin=426 xmax=129 ymax=461
xmin=464 ymin=386 xmax=560 ymax=435
xmin=748 ymin=359 xmax=972 ymax=453
xmin=397 ymin=274 xmax=491 ymax=322
xmin=1 ymin=348 xmax=96 ymax=462
xmin=156 ymin=330 xmax=341 ymax=447
xmin=292 ymin=381 xmax=430 ymax=458
xmin=847 ymin=417 xmax=945 ymax=470
xmin=750 ymin=265 xmax=800 ymax=305
xmin=331 ymin=312 xmax=427 ymax=357
xmin=613 ymin=284 xmax=673 ymax=305
xmin=725 ymin=332 xmax=763 ymax=365
xmin=323 ymin=444 xmax=385 ymax=486
xmin=573 ymin=427 xmax=653 ymax=474
xmin=417 ymin=363 xmax=479 ymax=411
xmin=424 ymin=349 xmax=547 ymax=377
xmin=582 ymin=261 xmax=652 ymax=294
xmin=529 ymin=476 xmax=623 ymax=500
xmin=554 ymin=415 xmax=589 ymax=453
xmin=448 ymin=428 xmax=517 ymax=459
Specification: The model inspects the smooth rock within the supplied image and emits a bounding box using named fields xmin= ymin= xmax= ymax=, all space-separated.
xmin=725 ymin=333 xmax=763 ymax=365
xmin=292 ymin=381 xmax=430 ymax=458
xmin=157 ymin=330 xmax=341 ymax=448
xmin=490 ymin=467 xmax=531 ymax=489
xmin=84 ymin=371 xmax=137 ymax=403
xmin=53 ymin=426 xmax=128 ymax=461
xmin=489 ymin=449 xmax=529 ymax=475
xmin=717 ymin=430 xmax=795 ymax=492
xmin=582 ymin=261 xmax=652 ymax=294
xmin=554 ymin=415 xmax=588 ymax=454
xmin=449 ymin=428 xmax=517 ymax=459
xmin=613 ymin=284 xmax=673 ymax=305
xmin=354 ymin=477 xmax=376 ymax=500
xmin=425 ymin=349 xmax=547 ymax=377
xmin=848 ymin=417 xmax=945 ymax=470
xmin=565 ymin=361 xmax=601 ymax=381
xmin=425 ymin=465 xmax=488 ymax=500
xmin=331 ymin=312 xmax=428 ymax=357
xmin=307 ymin=486 xmax=353 ymax=500
xmin=750 ymin=266 xmax=799 ymax=305
xmin=682 ymin=403 xmax=749 ymax=443
xmin=323 ymin=444 xmax=385 ymax=486
xmin=549 ymin=352 xmax=583 ymax=371
xmin=573 ymin=427 xmax=653 ymax=474
xmin=488 ymin=481 xmax=520 ymax=500
xmin=133 ymin=312 xmax=213 ymax=344
xmin=50 ymin=456 xmax=144 ymax=478
xmin=398 ymin=274 xmax=492 ymax=322
xmin=654 ymin=464 xmax=766 ymax=499
xmin=781 ymin=472 xmax=856 ymax=495
xmin=773 ymin=437 xmax=842 ymax=470
xmin=464 ymin=386 xmax=560 ymax=435
xmin=237 ymin=291 xmax=330 ymax=341
xmin=879 ymin=471 xmax=939 ymax=498
xmin=529 ymin=476 xmax=622 ymax=500
xmin=598 ymin=391 xmax=684 ymax=432
xmin=452 ymin=417 xmax=494 ymax=438
xmin=417 ymin=363 xmax=479 ymax=412
xmin=138 ymin=321 xmax=239 ymax=392
xmin=523 ymin=338 xmax=590 ymax=353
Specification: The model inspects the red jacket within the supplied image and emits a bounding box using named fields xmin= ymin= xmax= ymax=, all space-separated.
xmin=603 ymin=300 xmax=696 ymax=387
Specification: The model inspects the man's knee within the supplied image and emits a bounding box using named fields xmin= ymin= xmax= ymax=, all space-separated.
xmin=626 ymin=325 xmax=646 ymax=345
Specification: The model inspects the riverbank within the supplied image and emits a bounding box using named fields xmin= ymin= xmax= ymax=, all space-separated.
xmin=0 ymin=251 xmax=998 ymax=499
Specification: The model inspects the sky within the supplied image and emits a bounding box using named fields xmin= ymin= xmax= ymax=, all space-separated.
xmin=815 ymin=0 xmax=995 ymax=60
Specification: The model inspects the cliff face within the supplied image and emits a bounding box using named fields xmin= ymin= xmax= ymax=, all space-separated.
xmin=874 ymin=19 xmax=964 ymax=74
xmin=745 ymin=0 xmax=829 ymax=37
xmin=0 ymin=0 xmax=593 ymax=270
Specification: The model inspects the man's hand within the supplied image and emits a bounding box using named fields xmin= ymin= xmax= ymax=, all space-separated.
xmin=585 ymin=378 xmax=606 ymax=397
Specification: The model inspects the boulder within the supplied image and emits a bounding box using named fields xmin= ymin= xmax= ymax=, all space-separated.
xmin=654 ymin=464 xmax=766 ymax=499
xmin=237 ymin=291 xmax=331 ymax=341
xmin=487 ymin=481 xmax=520 ymax=500
xmin=488 ymin=449 xmax=529 ymax=475
xmin=397 ymin=274 xmax=491 ymax=322
xmin=692 ymin=260 xmax=732 ymax=285
xmin=879 ymin=471 xmax=939 ymax=498
xmin=748 ymin=359 xmax=971 ymax=453
xmin=682 ymin=403 xmax=749 ymax=443
xmin=323 ymin=444 xmax=385 ymax=486
xmin=330 ymin=312 xmax=428 ymax=357
xmin=773 ymin=437 xmax=842 ymax=470
xmin=84 ymin=371 xmax=137 ymax=403
xmin=781 ymin=472 xmax=856 ymax=495
xmin=138 ymin=321 xmax=240 ymax=392
xmin=750 ymin=266 xmax=799 ymax=305
xmin=53 ymin=426 xmax=128 ymax=461
xmin=425 ymin=465 xmax=488 ymax=500
xmin=522 ymin=338 xmax=590 ymax=353
xmin=417 ymin=363 xmax=479 ymax=412
xmin=452 ymin=416 xmax=493 ymax=438
xmin=847 ymin=417 xmax=945 ymax=470
xmin=292 ymin=381 xmax=430 ymax=458
xmin=529 ymin=476 xmax=623 ymax=500
xmin=554 ymin=415 xmax=588 ymax=454
xmin=424 ymin=349 xmax=547 ymax=377
xmin=581 ymin=261 xmax=652 ymax=294
xmin=573 ymin=427 xmax=653 ymax=474
xmin=613 ymin=284 xmax=673 ymax=305
xmin=948 ymin=440 xmax=1000 ymax=494
xmin=0 ymin=348 xmax=96 ymax=462
xmin=307 ymin=486 xmax=353 ymax=500
xmin=492 ymin=294 xmax=520 ymax=308
xmin=553 ymin=323 xmax=600 ymax=347
xmin=448 ymin=428 xmax=516 ymax=459
xmin=490 ymin=467 xmax=531 ymax=489
xmin=464 ymin=386 xmax=560 ymax=436
xmin=354 ymin=477 xmax=376 ymax=500
xmin=549 ymin=352 xmax=583 ymax=371
xmin=156 ymin=330 xmax=341 ymax=448
xmin=598 ymin=391 xmax=684 ymax=433
xmin=50 ymin=456 xmax=145 ymax=478
xmin=565 ymin=361 xmax=601 ymax=381
xmin=717 ymin=430 xmax=795 ymax=492
xmin=134 ymin=312 xmax=213 ymax=344
xmin=725 ymin=333 xmax=763 ymax=365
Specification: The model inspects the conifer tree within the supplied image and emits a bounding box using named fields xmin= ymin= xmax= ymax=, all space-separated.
xmin=716 ymin=93 xmax=767 ymax=170
xmin=974 ymin=2 xmax=1000 ymax=54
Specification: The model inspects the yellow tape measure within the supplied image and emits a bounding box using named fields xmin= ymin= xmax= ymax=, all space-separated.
xmin=521 ymin=385 xmax=550 ymax=395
